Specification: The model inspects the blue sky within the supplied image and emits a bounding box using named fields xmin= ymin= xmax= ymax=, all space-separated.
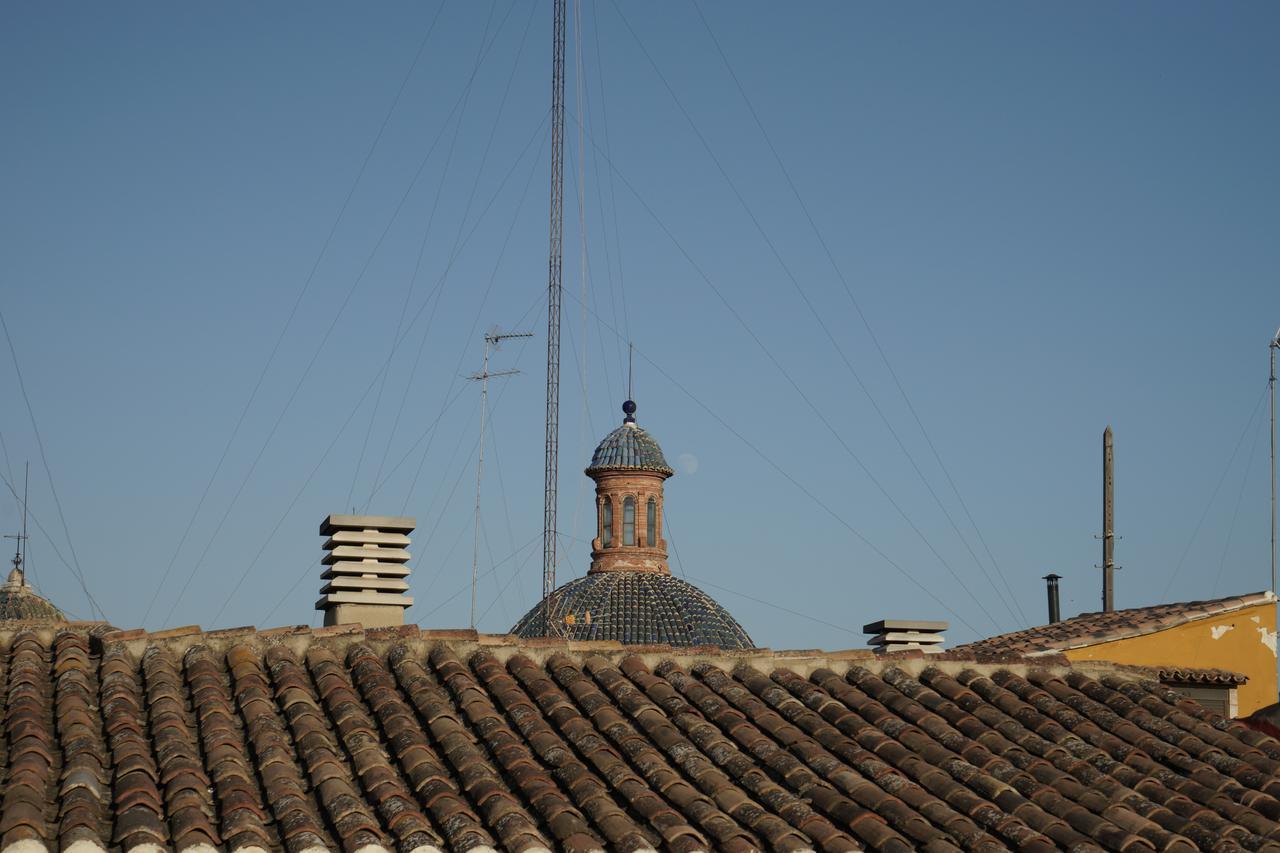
xmin=1 ymin=1 xmax=1277 ymax=648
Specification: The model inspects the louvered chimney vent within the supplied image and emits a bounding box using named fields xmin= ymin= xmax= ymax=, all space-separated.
xmin=863 ymin=619 xmax=948 ymax=654
xmin=316 ymin=514 xmax=414 ymax=627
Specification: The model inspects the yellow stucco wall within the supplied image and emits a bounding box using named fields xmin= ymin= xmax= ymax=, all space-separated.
xmin=1061 ymin=602 xmax=1277 ymax=716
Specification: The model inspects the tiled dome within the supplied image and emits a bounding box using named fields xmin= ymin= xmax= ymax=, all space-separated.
xmin=586 ymin=422 xmax=673 ymax=476
xmin=510 ymin=571 xmax=753 ymax=648
xmin=0 ymin=568 xmax=65 ymax=622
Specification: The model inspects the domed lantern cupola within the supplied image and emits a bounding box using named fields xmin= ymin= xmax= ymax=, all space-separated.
xmin=511 ymin=398 xmax=753 ymax=648
xmin=585 ymin=399 xmax=674 ymax=575
xmin=0 ymin=539 xmax=65 ymax=623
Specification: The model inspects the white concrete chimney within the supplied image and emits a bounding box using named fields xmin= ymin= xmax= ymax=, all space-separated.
xmin=863 ymin=619 xmax=948 ymax=654
xmin=316 ymin=514 xmax=414 ymax=627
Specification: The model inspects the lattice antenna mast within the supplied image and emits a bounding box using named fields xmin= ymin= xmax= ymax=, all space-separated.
xmin=542 ymin=0 xmax=567 ymax=631
xmin=468 ymin=329 xmax=531 ymax=629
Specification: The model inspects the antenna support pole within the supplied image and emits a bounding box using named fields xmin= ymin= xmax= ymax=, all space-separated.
xmin=542 ymin=0 xmax=567 ymax=634
xmin=1103 ymin=426 xmax=1115 ymax=612
xmin=468 ymin=330 xmax=530 ymax=629
xmin=1270 ymin=329 xmax=1278 ymax=594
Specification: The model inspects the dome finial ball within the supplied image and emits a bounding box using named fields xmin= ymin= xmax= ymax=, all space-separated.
xmin=622 ymin=399 xmax=637 ymax=423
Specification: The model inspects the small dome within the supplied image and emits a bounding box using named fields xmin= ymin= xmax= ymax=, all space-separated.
xmin=586 ymin=423 xmax=674 ymax=476
xmin=511 ymin=571 xmax=753 ymax=648
xmin=0 ymin=568 xmax=65 ymax=622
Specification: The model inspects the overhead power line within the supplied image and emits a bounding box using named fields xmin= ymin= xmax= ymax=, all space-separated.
xmin=609 ymin=1 xmax=1018 ymax=632
xmin=1213 ymin=401 xmax=1267 ymax=596
xmin=419 ymin=532 xmax=542 ymax=623
xmin=476 ymin=399 xmax=526 ymax=616
xmin=687 ymin=574 xmax=864 ymax=640
xmin=365 ymin=0 xmax=539 ymax=512
xmin=0 ymin=427 xmax=15 ymax=491
xmin=250 ymin=379 xmax=471 ymax=628
xmin=0 ymin=469 xmax=98 ymax=616
xmin=392 ymin=122 xmax=552 ymax=512
xmin=350 ymin=0 xmax=534 ymax=512
xmin=566 ymin=105 xmax=998 ymax=634
xmin=142 ymin=1 xmax=450 ymax=625
xmin=230 ymin=142 xmax=546 ymax=627
xmin=1162 ymin=382 xmax=1269 ymax=602
xmin=0 ymin=310 xmax=103 ymax=620
xmin=160 ymin=6 xmax=532 ymax=626
xmin=558 ymin=286 xmax=980 ymax=635
xmin=254 ymin=292 xmax=540 ymax=628
xmin=587 ymin=1 xmax=631 ymax=390
xmin=474 ymin=532 xmax=542 ymax=627
xmin=686 ymin=0 xmax=1029 ymax=627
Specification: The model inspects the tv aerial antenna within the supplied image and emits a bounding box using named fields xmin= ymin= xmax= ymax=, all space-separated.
xmin=468 ymin=328 xmax=531 ymax=628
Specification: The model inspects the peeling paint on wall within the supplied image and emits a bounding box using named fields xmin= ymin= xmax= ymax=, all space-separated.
xmin=1259 ymin=624 xmax=1277 ymax=655
xmin=1210 ymin=624 xmax=1234 ymax=640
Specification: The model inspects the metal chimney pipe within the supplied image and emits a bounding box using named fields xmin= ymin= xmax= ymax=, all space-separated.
xmin=1043 ymin=573 xmax=1062 ymax=624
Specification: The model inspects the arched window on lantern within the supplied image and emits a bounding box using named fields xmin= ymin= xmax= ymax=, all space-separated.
xmin=623 ymin=496 xmax=636 ymax=546
xmin=601 ymin=498 xmax=613 ymax=547
xmin=646 ymin=497 xmax=657 ymax=547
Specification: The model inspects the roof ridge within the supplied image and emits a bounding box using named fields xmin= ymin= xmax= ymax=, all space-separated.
xmin=957 ymin=589 xmax=1277 ymax=656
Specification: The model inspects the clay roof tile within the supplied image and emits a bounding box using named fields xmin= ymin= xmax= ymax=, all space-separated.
xmin=958 ymin=591 xmax=1276 ymax=658
xmin=2 ymin=623 xmax=1277 ymax=851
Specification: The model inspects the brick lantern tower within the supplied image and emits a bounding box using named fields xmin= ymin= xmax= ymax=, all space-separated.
xmin=586 ymin=399 xmax=673 ymax=574
xmin=511 ymin=399 xmax=753 ymax=647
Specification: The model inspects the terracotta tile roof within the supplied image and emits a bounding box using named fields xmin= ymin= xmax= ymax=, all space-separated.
xmin=1152 ymin=666 xmax=1250 ymax=687
xmin=3 ymin=622 xmax=1280 ymax=852
xmin=1242 ymin=704 xmax=1280 ymax=741
xmin=955 ymin=591 xmax=1276 ymax=657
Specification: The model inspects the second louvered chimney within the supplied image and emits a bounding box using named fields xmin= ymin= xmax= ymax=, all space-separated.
xmin=316 ymin=514 xmax=414 ymax=627
xmin=864 ymin=618 xmax=948 ymax=654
